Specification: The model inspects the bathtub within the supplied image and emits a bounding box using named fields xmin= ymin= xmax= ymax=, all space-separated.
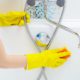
xmin=0 ymin=20 xmax=80 ymax=80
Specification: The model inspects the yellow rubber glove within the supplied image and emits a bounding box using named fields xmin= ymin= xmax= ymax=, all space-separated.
xmin=42 ymin=48 xmax=71 ymax=68
xmin=25 ymin=47 xmax=71 ymax=70
xmin=0 ymin=11 xmax=30 ymax=26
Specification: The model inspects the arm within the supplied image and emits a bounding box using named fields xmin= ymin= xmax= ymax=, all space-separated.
xmin=0 ymin=39 xmax=70 ymax=70
xmin=0 ymin=40 xmax=27 ymax=68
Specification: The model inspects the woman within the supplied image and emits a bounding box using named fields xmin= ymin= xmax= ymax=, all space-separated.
xmin=0 ymin=0 xmax=28 ymax=68
xmin=0 ymin=39 xmax=71 ymax=70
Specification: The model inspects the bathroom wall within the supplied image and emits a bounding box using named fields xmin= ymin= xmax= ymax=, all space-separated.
xmin=0 ymin=0 xmax=80 ymax=80
xmin=0 ymin=0 xmax=26 ymax=13
xmin=63 ymin=0 xmax=80 ymax=20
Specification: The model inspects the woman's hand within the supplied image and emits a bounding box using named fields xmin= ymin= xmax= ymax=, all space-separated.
xmin=0 ymin=40 xmax=27 ymax=68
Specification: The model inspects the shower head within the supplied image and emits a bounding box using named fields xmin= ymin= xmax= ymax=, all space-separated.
xmin=27 ymin=0 xmax=35 ymax=6
xmin=56 ymin=0 xmax=65 ymax=7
